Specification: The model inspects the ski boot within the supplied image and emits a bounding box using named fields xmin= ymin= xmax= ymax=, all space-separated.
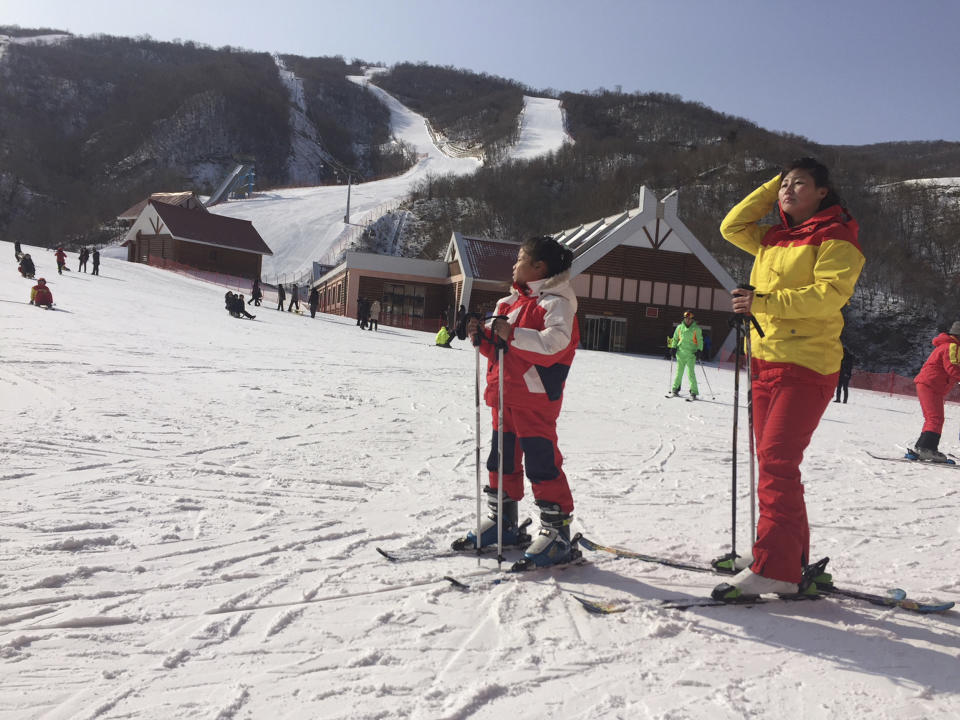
xmin=511 ymin=500 xmax=580 ymax=571
xmin=711 ymin=550 xmax=753 ymax=575
xmin=671 ymin=388 xmax=680 ymax=397
xmin=909 ymin=431 xmax=951 ymax=463
xmin=711 ymin=569 xmax=799 ymax=602
xmin=711 ymin=557 xmax=828 ymax=602
xmin=451 ymin=486 xmax=532 ymax=551
xmin=689 ymin=392 xmax=698 ymax=401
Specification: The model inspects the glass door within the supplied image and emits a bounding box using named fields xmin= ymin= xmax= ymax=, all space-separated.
xmin=583 ymin=315 xmax=627 ymax=352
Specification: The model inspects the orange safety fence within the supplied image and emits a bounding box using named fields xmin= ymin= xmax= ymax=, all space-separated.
xmin=710 ymin=359 xmax=960 ymax=404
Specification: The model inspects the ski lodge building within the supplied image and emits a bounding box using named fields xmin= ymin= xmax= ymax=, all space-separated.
xmin=119 ymin=195 xmax=272 ymax=279
xmin=311 ymin=187 xmax=737 ymax=357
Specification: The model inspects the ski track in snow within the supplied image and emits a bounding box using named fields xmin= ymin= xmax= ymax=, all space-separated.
xmin=3 ymin=246 xmax=960 ymax=718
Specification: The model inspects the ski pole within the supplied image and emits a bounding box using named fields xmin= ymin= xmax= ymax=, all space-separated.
xmin=667 ymin=341 xmax=674 ymax=391
xmin=474 ymin=339 xmax=482 ymax=561
xmin=739 ymin=286 xmax=765 ymax=545
xmin=745 ymin=324 xmax=757 ymax=544
xmin=729 ymin=317 xmax=742 ymax=559
xmin=697 ymin=356 xmax=714 ymax=398
xmin=496 ymin=341 xmax=505 ymax=570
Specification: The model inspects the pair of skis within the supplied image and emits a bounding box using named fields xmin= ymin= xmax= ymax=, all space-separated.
xmin=574 ymin=536 xmax=954 ymax=614
xmin=377 ymin=529 xmax=583 ymax=574
xmin=865 ymin=450 xmax=959 ymax=468
xmin=375 ymin=534 xmax=953 ymax=614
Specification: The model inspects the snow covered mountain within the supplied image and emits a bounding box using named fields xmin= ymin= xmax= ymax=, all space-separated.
xmin=2 ymin=242 xmax=959 ymax=719
xmin=207 ymin=72 xmax=568 ymax=281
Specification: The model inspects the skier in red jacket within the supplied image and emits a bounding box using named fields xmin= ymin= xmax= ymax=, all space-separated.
xmin=55 ymin=247 xmax=67 ymax=275
xmin=456 ymin=235 xmax=580 ymax=567
xmin=911 ymin=321 xmax=960 ymax=462
xmin=30 ymin=278 xmax=54 ymax=308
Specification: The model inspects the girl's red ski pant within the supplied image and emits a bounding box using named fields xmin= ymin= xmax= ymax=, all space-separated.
xmin=486 ymin=404 xmax=574 ymax=514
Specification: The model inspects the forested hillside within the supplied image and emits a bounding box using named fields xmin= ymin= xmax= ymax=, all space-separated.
xmin=0 ymin=32 xmax=400 ymax=246
xmin=277 ymin=54 xmax=413 ymax=183
xmin=372 ymin=63 xmax=526 ymax=160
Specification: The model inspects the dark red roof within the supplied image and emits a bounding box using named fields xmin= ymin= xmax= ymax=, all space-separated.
xmin=119 ymin=192 xmax=203 ymax=221
xmin=463 ymin=236 xmax=519 ymax=281
xmin=151 ymin=200 xmax=272 ymax=255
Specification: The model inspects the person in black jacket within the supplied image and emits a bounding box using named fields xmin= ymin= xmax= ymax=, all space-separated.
xmin=308 ymin=287 xmax=320 ymax=318
xmin=19 ymin=253 xmax=35 ymax=278
xmin=287 ymin=283 xmax=300 ymax=312
xmin=357 ymin=297 xmax=369 ymax=328
xmin=225 ymin=291 xmax=255 ymax=319
xmin=834 ymin=347 xmax=854 ymax=403
xmin=276 ymin=283 xmax=286 ymax=311
xmin=91 ymin=249 xmax=100 ymax=275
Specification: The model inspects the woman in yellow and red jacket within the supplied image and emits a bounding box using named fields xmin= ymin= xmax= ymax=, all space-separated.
xmin=715 ymin=158 xmax=865 ymax=600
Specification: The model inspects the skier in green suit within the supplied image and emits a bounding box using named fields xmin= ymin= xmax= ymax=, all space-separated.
xmin=669 ymin=311 xmax=703 ymax=398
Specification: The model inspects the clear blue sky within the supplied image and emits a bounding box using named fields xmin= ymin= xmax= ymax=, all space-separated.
xmin=4 ymin=0 xmax=959 ymax=146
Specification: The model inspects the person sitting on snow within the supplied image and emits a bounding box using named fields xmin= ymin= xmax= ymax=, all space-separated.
xmin=225 ymin=291 xmax=255 ymax=319
xmin=30 ymin=278 xmax=53 ymax=308
xmin=435 ymin=325 xmax=454 ymax=348
xmin=19 ymin=253 xmax=35 ymax=278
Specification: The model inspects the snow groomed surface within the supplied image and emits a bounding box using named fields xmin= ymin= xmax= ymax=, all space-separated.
xmin=2 ymin=244 xmax=959 ymax=718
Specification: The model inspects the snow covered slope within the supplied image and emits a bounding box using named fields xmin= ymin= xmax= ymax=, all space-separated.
xmin=505 ymin=96 xmax=571 ymax=161
xmin=208 ymin=72 xmax=568 ymax=281
xmin=3 ymin=243 xmax=960 ymax=719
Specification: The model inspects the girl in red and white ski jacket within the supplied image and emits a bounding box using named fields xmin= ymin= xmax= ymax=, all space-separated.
xmin=473 ymin=241 xmax=579 ymax=515
xmin=480 ymin=272 xmax=579 ymax=411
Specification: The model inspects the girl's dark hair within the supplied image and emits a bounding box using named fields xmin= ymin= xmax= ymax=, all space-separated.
xmin=782 ymin=157 xmax=843 ymax=211
xmin=521 ymin=235 xmax=573 ymax=278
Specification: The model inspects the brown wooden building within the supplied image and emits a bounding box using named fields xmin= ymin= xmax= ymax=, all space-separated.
xmin=122 ymin=199 xmax=272 ymax=279
xmin=312 ymin=187 xmax=736 ymax=356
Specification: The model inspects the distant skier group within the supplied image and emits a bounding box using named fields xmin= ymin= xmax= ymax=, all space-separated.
xmin=14 ymin=241 xmax=103 ymax=311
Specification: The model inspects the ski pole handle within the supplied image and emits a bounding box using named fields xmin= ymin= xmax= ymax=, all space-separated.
xmin=735 ymin=284 xmax=765 ymax=338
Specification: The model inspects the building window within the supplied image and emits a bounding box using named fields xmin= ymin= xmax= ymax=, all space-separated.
xmin=385 ymin=282 xmax=426 ymax=318
xmin=698 ymin=286 xmax=713 ymax=310
xmin=571 ymin=273 xmax=590 ymax=297
xmin=607 ymin=277 xmax=622 ymax=302
xmin=684 ymin=285 xmax=698 ymax=308
xmin=638 ymin=280 xmax=652 ymax=304
xmin=591 ymin=276 xmax=606 ymax=299
xmin=652 ymin=282 xmax=667 ymax=305
xmin=646 ymin=307 xmax=660 ymax=318
xmin=713 ymin=288 xmax=729 ymax=311
xmin=668 ymin=284 xmax=682 ymax=307
xmin=622 ymin=278 xmax=637 ymax=303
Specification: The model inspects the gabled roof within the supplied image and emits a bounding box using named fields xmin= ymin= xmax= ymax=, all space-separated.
xmin=447 ymin=234 xmax=519 ymax=282
xmin=118 ymin=192 xmax=205 ymax=222
xmin=559 ymin=186 xmax=735 ymax=291
xmin=149 ymin=201 xmax=272 ymax=255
